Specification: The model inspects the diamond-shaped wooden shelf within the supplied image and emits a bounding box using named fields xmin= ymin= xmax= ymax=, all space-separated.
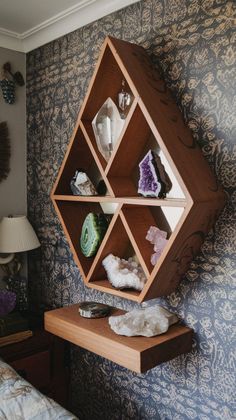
xmin=51 ymin=36 xmax=226 ymax=303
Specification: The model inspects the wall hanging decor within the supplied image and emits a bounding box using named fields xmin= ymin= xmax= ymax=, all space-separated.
xmin=3 ymin=62 xmax=25 ymax=87
xmin=0 ymin=121 xmax=11 ymax=183
xmin=0 ymin=62 xmax=25 ymax=105
xmin=45 ymin=36 xmax=226 ymax=372
xmin=0 ymin=76 xmax=15 ymax=105
xmin=49 ymin=36 xmax=226 ymax=303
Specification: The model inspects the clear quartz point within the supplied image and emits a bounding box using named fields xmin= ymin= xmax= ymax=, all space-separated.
xmin=92 ymin=98 xmax=124 ymax=161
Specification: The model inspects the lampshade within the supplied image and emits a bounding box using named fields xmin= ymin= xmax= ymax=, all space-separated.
xmin=0 ymin=215 xmax=40 ymax=253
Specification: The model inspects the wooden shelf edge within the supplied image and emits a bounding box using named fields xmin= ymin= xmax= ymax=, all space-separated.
xmin=44 ymin=304 xmax=193 ymax=373
xmin=51 ymin=192 xmax=225 ymax=208
xmin=86 ymin=280 xmax=141 ymax=302
xmin=51 ymin=195 xmax=187 ymax=207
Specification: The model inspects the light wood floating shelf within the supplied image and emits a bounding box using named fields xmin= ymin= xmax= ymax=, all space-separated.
xmin=44 ymin=304 xmax=193 ymax=373
xmin=51 ymin=36 xmax=226 ymax=302
xmin=53 ymin=195 xmax=187 ymax=207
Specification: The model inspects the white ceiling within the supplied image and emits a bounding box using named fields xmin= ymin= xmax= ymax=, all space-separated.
xmin=0 ymin=0 xmax=138 ymax=52
xmin=0 ymin=0 xmax=87 ymax=33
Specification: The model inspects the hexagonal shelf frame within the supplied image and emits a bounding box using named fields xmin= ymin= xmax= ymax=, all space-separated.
xmin=51 ymin=36 xmax=226 ymax=303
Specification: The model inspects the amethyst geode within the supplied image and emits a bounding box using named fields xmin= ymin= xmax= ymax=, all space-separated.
xmin=0 ymin=290 xmax=16 ymax=317
xmin=138 ymin=150 xmax=172 ymax=198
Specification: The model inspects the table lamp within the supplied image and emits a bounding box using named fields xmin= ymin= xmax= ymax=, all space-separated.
xmin=0 ymin=215 xmax=40 ymax=281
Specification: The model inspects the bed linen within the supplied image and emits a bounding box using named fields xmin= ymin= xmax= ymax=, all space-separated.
xmin=0 ymin=358 xmax=78 ymax=419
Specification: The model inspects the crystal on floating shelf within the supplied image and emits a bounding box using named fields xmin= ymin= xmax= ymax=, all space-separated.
xmin=92 ymin=98 xmax=125 ymax=161
xmin=109 ymin=305 xmax=178 ymax=337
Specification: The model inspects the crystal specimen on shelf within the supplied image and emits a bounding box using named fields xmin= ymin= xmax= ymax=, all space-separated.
xmin=109 ymin=305 xmax=178 ymax=337
xmin=80 ymin=213 xmax=109 ymax=257
xmin=70 ymin=170 xmax=97 ymax=196
xmin=138 ymin=150 xmax=172 ymax=198
xmin=102 ymin=254 xmax=146 ymax=291
xmin=78 ymin=301 xmax=111 ymax=318
xmin=146 ymin=226 xmax=168 ymax=266
xmin=92 ymin=97 xmax=125 ymax=161
xmin=118 ymin=79 xmax=132 ymax=119
xmin=0 ymin=290 xmax=16 ymax=317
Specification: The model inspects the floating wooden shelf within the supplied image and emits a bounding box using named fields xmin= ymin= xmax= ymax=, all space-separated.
xmin=44 ymin=304 xmax=193 ymax=373
xmin=51 ymin=36 xmax=226 ymax=302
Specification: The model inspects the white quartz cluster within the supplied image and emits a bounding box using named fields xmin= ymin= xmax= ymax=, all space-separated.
xmin=109 ymin=305 xmax=178 ymax=337
xmin=102 ymin=254 xmax=146 ymax=291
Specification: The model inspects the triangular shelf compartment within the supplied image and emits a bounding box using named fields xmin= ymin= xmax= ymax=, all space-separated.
xmin=80 ymin=39 xmax=137 ymax=171
xmin=106 ymin=102 xmax=186 ymax=200
xmin=53 ymin=199 xmax=119 ymax=280
xmin=52 ymin=123 xmax=113 ymax=198
xmin=120 ymin=203 xmax=185 ymax=277
xmin=87 ymin=212 xmax=146 ymax=302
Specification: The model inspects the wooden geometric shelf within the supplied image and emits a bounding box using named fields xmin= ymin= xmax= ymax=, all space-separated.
xmin=51 ymin=36 xmax=226 ymax=302
xmin=44 ymin=304 xmax=193 ymax=373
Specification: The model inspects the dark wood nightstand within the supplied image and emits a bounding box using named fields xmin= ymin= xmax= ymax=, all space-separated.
xmin=0 ymin=328 xmax=69 ymax=407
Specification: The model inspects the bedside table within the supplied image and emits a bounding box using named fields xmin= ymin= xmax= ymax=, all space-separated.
xmin=0 ymin=328 xmax=69 ymax=406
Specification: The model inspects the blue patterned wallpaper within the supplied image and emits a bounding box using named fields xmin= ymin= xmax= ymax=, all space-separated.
xmin=27 ymin=1 xmax=236 ymax=419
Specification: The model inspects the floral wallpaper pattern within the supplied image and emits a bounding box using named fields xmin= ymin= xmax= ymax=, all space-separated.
xmin=27 ymin=0 xmax=236 ymax=419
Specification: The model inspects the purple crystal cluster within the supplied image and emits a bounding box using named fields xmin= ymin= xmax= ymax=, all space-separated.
xmin=138 ymin=150 xmax=172 ymax=198
xmin=0 ymin=290 xmax=16 ymax=317
xmin=146 ymin=226 xmax=168 ymax=265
